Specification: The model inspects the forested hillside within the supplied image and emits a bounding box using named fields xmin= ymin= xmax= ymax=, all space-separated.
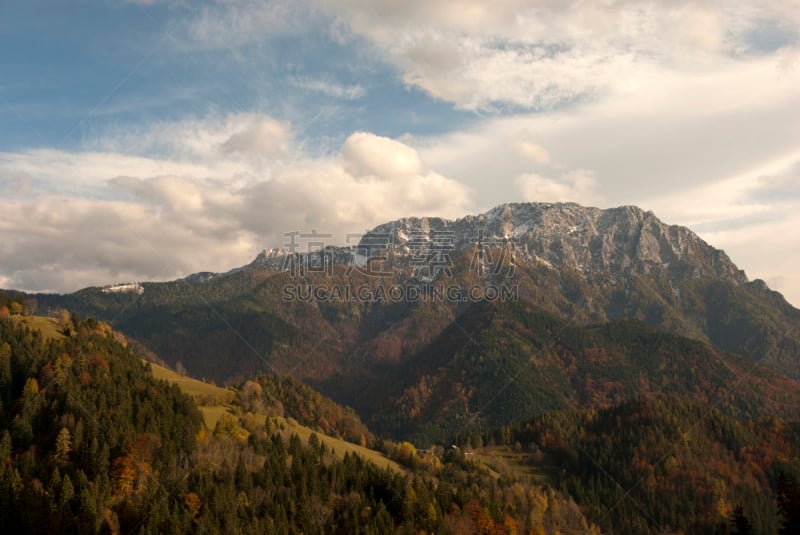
xmin=0 ymin=312 xmax=201 ymax=532
xmin=481 ymin=396 xmax=800 ymax=534
xmin=361 ymin=300 xmax=800 ymax=443
xmin=0 ymin=301 xmax=598 ymax=534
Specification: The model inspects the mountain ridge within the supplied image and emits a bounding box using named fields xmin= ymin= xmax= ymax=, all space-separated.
xmin=252 ymin=202 xmax=751 ymax=288
xmin=15 ymin=201 xmax=800 ymax=417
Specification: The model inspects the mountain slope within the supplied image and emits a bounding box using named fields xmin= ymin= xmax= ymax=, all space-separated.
xmin=20 ymin=202 xmax=800 ymax=431
xmin=357 ymin=300 xmax=800 ymax=443
xmin=0 ymin=310 xmax=599 ymax=534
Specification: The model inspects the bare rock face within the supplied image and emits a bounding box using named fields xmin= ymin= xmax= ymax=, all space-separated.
xmin=361 ymin=202 xmax=748 ymax=284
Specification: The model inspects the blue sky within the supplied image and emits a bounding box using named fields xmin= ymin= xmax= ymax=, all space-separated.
xmin=0 ymin=0 xmax=473 ymax=152
xmin=1 ymin=0 xmax=799 ymax=306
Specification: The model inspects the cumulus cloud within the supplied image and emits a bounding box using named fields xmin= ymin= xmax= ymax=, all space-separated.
xmin=219 ymin=116 xmax=293 ymax=156
xmin=341 ymin=132 xmax=424 ymax=179
xmin=0 ymin=117 xmax=472 ymax=293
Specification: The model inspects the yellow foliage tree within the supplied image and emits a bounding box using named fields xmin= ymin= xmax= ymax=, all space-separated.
xmin=112 ymin=455 xmax=136 ymax=497
xmin=395 ymin=441 xmax=418 ymax=467
xmin=22 ymin=377 xmax=39 ymax=397
xmin=54 ymin=427 xmax=71 ymax=465
xmin=184 ymin=492 xmax=202 ymax=519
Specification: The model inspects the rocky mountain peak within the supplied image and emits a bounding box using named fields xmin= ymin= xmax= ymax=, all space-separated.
xmin=359 ymin=202 xmax=748 ymax=284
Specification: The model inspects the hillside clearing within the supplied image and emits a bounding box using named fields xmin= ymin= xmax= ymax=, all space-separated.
xmin=147 ymin=361 xmax=404 ymax=473
xmin=472 ymin=445 xmax=556 ymax=484
xmin=144 ymin=360 xmax=234 ymax=429
xmin=276 ymin=416 xmax=405 ymax=474
xmin=146 ymin=360 xmax=232 ymax=401
xmin=9 ymin=315 xmax=65 ymax=341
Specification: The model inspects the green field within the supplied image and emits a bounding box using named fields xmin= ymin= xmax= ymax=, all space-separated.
xmin=145 ymin=361 xmax=403 ymax=472
xmin=9 ymin=315 xmax=65 ymax=341
xmin=472 ymin=445 xmax=555 ymax=484
xmin=199 ymin=405 xmax=231 ymax=431
xmin=145 ymin=360 xmax=235 ymax=429
xmin=276 ymin=416 xmax=404 ymax=473
xmin=146 ymin=360 xmax=232 ymax=401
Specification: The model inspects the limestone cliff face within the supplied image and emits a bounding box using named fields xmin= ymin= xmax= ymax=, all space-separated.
xmin=362 ymin=202 xmax=747 ymax=284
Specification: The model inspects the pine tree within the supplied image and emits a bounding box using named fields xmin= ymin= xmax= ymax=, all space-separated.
xmin=730 ymin=504 xmax=752 ymax=535
xmin=0 ymin=342 xmax=11 ymax=398
xmin=777 ymin=473 xmax=800 ymax=535
xmin=60 ymin=474 xmax=75 ymax=505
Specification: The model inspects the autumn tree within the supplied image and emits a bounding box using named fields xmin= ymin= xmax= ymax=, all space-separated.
xmin=183 ymin=492 xmax=202 ymax=520
xmin=112 ymin=455 xmax=137 ymax=497
xmin=57 ymin=310 xmax=74 ymax=336
xmin=54 ymin=427 xmax=72 ymax=465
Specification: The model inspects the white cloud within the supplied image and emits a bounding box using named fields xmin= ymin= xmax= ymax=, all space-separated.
xmin=341 ymin=132 xmax=424 ymax=179
xmin=321 ymin=0 xmax=800 ymax=111
xmin=183 ymin=0 xmax=312 ymax=49
xmin=219 ymin=116 xmax=293 ymax=156
xmin=417 ymin=50 xmax=800 ymax=202
xmin=289 ymin=76 xmax=366 ymax=100
xmin=516 ymin=169 xmax=602 ymax=206
xmin=0 ymin=116 xmax=472 ymax=293
xmin=0 ymin=149 xmax=231 ymax=198
xmin=512 ymin=136 xmax=551 ymax=165
xmin=0 ymin=114 xmax=300 ymax=201
xmin=92 ymin=113 xmax=292 ymax=161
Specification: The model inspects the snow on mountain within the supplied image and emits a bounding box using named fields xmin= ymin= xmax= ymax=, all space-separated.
xmin=358 ymin=202 xmax=749 ymax=285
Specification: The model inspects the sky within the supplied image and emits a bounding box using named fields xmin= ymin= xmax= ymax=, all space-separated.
xmin=0 ymin=0 xmax=798 ymax=306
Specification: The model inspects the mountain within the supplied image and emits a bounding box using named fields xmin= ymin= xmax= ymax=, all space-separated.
xmin=347 ymin=202 xmax=799 ymax=375
xmin=22 ymin=202 xmax=800 ymax=431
